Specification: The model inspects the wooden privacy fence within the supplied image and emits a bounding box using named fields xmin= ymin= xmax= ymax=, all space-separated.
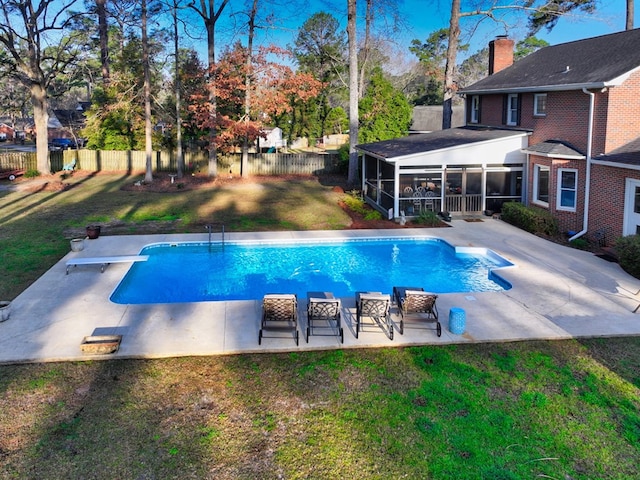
xmin=0 ymin=151 xmax=36 ymax=173
xmin=44 ymin=150 xmax=340 ymax=175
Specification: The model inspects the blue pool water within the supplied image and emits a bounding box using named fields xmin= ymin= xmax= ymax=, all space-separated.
xmin=110 ymin=237 xmax=513 ymax=304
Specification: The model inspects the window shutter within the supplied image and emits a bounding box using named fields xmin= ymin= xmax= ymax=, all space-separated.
xmin=478 ymin=96 xmax=482 ymax=124
xmin=517 ymin=94 xmax=522 ymax=125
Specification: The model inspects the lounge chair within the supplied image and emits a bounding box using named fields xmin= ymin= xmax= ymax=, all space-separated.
xmin=355 ymin=292 xmax=394 ymax=340
xmin=306 ymin=292 xmax=343 ymax=343
xmin=393 ymin=286 xmax=440 ymax=337
xmin=259 ymin=294 xmax=299 ymax=345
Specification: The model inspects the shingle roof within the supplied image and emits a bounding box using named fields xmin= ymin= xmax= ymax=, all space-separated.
xmin=356 ymin=126 xmax=529 ymax=159
xmin=460 ymin=28 xmax=640 ymax=94
xmin=522 ymin=140 xmax=585 ymax=158
xmin=594 ymin=136 xmax=640 ymax=166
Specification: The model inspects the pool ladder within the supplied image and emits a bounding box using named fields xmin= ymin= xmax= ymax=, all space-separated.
xmin=205 ymin=224 xmax=224 ymax=249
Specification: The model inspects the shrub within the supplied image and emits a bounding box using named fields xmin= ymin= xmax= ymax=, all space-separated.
xmin=24 ymin=169 xmax=40 ymax=178
xmin=569 ymin=238 xmax=590 ymax=250
xmin=501 ymin=202 xmax=559 ymax=237
xmin=337 ymin=144 xmax=350 ymax=174
xmin=615 ymin=235 xmax=640 ymax=279
xmin=364 ymin=209 xmax=382 ymax=221
xmin=415 ymin=210 xmax=441 ymax=227
xmin=342 ymin=191 xmax=382 ymax=220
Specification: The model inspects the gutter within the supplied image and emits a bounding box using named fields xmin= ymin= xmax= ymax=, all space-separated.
xmin=568 ymin=88 xmax=595 ymax=242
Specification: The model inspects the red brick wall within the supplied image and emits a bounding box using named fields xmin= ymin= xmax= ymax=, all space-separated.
xmin=588 ymin=164 xmax=640 ymax=242
xmin=489 ymin=37 xmax=515 ymax=75
xmin=604 ymin=70 xmax=640 ymax=153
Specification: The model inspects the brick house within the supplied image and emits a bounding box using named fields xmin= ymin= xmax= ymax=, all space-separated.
xmin=357 ymin=28 xmax=640 ymax=243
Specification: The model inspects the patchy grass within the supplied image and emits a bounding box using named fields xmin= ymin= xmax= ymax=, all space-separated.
xmin=0 ymin=173 xmax=639 ymax=479
xmin=0 ymin=341 xmax=638 ymax=479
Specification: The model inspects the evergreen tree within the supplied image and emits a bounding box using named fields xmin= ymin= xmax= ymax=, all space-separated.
xmin=359 ymin=67 xmax=412 ymax=143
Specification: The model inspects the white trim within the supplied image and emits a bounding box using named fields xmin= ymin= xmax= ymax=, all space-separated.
xmin=623 ymin=178 xmax=640 ymax=236
xmin=533 ymin=164 xmax=550 ymax=207
xmin=556 ymin=168 xmax=578 ymax=212
xmin=358 ymin=132 xmax=530 ymax=165
xmin=533 ymin=93 xmax=547 ymax=116
xmin=470 ymin=95 xmax=480 ymax=123
xmin=591 ymin=159 xmax=640 ymax=172
xmin=520 ymin=149 xmax=585 ymax=160
xmin=506 ymin=94 xmax=519 ymax=126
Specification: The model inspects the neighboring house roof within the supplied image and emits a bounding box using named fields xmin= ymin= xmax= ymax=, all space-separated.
xmin=461 ymin=28 xmax=640 ymax=94
xmin=593 ymin=136 xmax=640 ymax=167
xmin=522 ymin=140 xmax=585 ymax=159
xmin=410 ymin=106 xmax=465 ymax=132
xmin=357 ymin=126 xmax=529 ymax=160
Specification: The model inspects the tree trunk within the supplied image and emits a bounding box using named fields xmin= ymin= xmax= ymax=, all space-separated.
xmin=173 ymin=0 xmax=184 ymax=178
xmin=241 ymin=0 xmax=259 ymax=178
xmin=31 ymin=83 xmax=51 ymax=174
xmin=358 ymin=0 xmax=372 ymax=99
xmin=347 ymin=0 xmax=359 ymax=186
xmin=96 ymin=0 xmax=110 ymax=84
xmin=442 ymin=0 xmax=461 ymax=130
xmin=142 ymin=0 xmax=153 ymax=183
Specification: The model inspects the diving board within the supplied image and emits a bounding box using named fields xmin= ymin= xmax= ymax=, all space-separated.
xmin=66 ymin=255 xmax=149 ymax=274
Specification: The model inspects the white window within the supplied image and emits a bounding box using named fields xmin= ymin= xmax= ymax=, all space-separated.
xmin=507 ymin=94 xmax=519 ymax=126
xmin=534 ymin=93 xmax=547 ymax=116
xmin=470 ymin=95 xmax=480 ymax=123
xmin=533 ymin=164 xmax=549 ymax=206
xmin=557 ymin=168 xmax=578 ymax=211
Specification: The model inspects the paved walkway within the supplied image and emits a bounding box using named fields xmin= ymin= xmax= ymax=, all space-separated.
xmin=1 ymin=220 xmax=639 ymax=364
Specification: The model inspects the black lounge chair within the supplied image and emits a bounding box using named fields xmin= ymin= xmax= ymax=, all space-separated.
xmin=259 ymin=294 xmax=299 ymax=345
xmin=355 ymin=292 xmax=393 ymax=340
xmin=393 ymin=286 xmax=440 ymax=337
xmin=306 ymin=292 xmax=343 ymax=343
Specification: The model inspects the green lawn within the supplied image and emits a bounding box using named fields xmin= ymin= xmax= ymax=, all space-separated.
xmin=0 ymin=173 xmax=638 ymax=479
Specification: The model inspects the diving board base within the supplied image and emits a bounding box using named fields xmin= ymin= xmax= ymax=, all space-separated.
xmin=66 ymin=255 xmax=149 ymax=274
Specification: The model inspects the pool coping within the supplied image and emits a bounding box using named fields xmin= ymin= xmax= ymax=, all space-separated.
xmin=1 ymin=221 xmax=640 ymax=364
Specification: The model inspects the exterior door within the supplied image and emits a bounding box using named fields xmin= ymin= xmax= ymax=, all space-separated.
xmin=445 ymin=169 xmax=483 ymax=214
xmin=623 ymin=178 xmax=640 ymax=236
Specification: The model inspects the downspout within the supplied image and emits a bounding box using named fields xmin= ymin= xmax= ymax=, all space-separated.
xmin=568 ymin=88 xmax=595 ymax=241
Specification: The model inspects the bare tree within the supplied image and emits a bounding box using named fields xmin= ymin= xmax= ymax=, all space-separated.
xmin=0 ymin=0 xmax=85 ymax=173
xmin=96 ymin=0 xmax=110 ymax=83
xmin=171 ymin=0 xmax=185 ymax=178
xmin=347 ymin=0 xmax=359 ymax=186
xmin=241 ymin=0 xmax=259 ymax=178
xmin=189 ymin=0 xmax=231 ymax=178
xmin=142 ymin=0 xmax=154 ymax=183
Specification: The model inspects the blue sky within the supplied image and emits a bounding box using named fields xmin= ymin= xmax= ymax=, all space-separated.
xmin=399 ymin=0 xmax=637 ymax=48
xmin=188 ymin=0 xmax=638 ymax=66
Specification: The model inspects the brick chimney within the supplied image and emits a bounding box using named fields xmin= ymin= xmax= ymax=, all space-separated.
xmin=488 ymin=36 xmax=514 ymax=75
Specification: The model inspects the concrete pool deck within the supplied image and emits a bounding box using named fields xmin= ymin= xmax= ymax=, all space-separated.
xmin=1 ymin=219 xmax=639 ymax=364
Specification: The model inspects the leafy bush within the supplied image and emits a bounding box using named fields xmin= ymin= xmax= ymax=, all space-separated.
xmin=415 ymin=210 xmax=441 ymax=226
xmin=337 ymin=144 xmax=350 ymax=173
xmin=342 ymin=191 xmax=382 ymax=220
xmin=569 ymin=238 xmax=590 ymax=250
xmin=24 ymin=169 xmax=40 ymax=178
xmin=615 ymin=235 xmax=640 ymax=279
xmin=363 ymin=209 xmax=382 ymax=221
xmin=501 ymin=202 xmax=559 ymax=236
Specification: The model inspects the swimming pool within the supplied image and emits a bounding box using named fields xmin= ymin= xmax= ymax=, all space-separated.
xmin=110 ymin=237 xmax=513 ymax=304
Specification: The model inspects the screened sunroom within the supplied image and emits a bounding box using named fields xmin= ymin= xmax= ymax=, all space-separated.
xmin=357 ymin=127 xmax=530 ymax=220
